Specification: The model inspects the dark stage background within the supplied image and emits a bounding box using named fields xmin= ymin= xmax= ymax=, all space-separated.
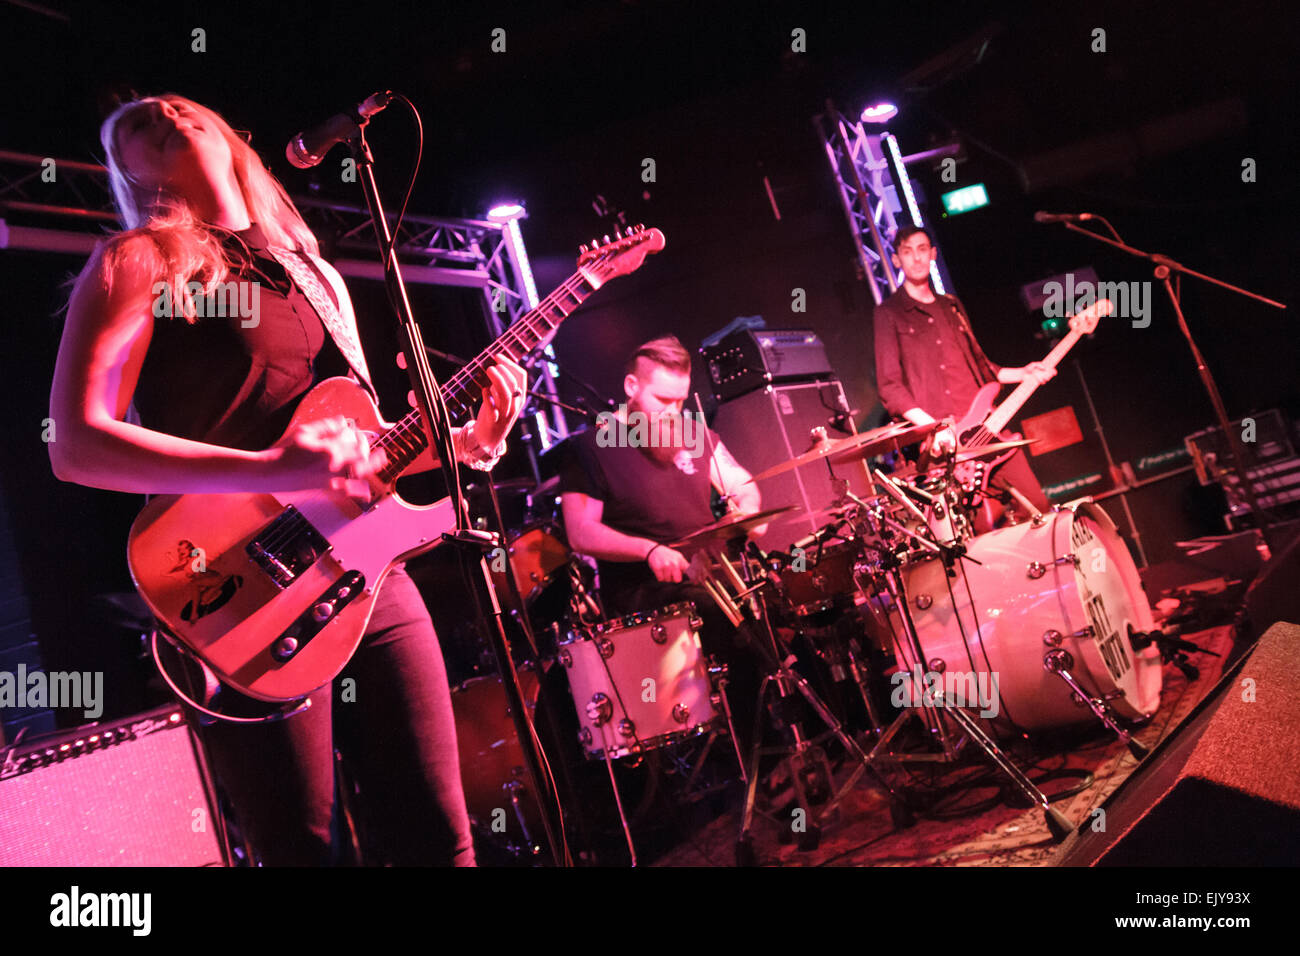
xmin=1 ymin=0 xmax=1295 ymax=730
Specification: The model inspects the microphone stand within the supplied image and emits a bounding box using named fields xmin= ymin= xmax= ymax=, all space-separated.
xmin=1053 ymin=219 xmax=1287 ymax=553
xmin=346 ymin=116 xmax=569 ymax=866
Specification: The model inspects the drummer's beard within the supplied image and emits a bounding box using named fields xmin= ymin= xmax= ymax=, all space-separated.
xmin=646 ymin=412 xmax=684 ymax=462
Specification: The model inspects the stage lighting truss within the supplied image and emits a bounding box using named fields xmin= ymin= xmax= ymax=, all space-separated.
xmin=0 ymin=148 xmax=571 ymax=455
xmin=813 ymin=108 xmax=956 ymax=304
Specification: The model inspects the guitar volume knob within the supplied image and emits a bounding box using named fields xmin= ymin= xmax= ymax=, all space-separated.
xmin=312 ymin=601 xmax=336 ymax=622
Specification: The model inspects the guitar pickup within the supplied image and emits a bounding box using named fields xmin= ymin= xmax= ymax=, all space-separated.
xmin=270 ymin=571 xmax=366 ymax=663
xmin=246 ymin=505 xmax=331 ymax=588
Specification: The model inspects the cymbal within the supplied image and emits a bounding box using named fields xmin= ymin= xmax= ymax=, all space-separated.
xmin=747 ymin=421 xmax=938 ymax=484
xmin=828 ymin=422 xmax=941 ymax=465
xmin=889 ymin=439 xmax=1039 ymax=481
xmin=669 ymin=505 xmax=797 ymax=548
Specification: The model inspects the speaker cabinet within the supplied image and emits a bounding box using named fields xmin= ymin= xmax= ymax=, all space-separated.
xmin=0 ymin=705 xmax=225 ymax=866
xmin=712 ymin=380 xmax=874 ymax=551
xmin=1054 ymin=622 xmax=1300 ymax=866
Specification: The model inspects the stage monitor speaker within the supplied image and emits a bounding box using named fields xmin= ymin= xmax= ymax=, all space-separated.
xmin=0 ymin=705 xmax=226 ymax=866
xmin=712 ymin=380 xmax=874 ymax=551
xmin=1053 ymin=622 xmax=1300 ymax=866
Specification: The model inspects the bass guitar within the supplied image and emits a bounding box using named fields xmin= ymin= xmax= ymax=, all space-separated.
xmin=950 ymin=298 xmax=1112 ymax=490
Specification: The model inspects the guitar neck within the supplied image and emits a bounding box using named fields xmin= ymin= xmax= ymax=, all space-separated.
xmin=372 ymin=271 xmax=597 ymax=480
xmin=983 ymin=328 xmax=1082 ymax=435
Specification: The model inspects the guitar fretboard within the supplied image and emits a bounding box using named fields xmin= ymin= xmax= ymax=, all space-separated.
xmin=371 ymin=271 xmax=596 ymax=481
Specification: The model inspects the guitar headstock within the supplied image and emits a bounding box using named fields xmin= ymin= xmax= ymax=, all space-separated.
xmin=576 ymin=225 xmax=666 ymax=289
xmin=1068 ymin=297 xmax=1113 ymax=335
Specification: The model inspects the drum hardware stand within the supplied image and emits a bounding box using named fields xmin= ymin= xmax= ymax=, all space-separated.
xmin=1040 ymin=642 xmax=1149 ymax=760
xmin=733 ymin=569 xmax=915 ymax=865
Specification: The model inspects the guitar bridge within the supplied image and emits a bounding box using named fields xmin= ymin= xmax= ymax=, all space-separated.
xmin=246 ymin=506 xmax=331 ymax=588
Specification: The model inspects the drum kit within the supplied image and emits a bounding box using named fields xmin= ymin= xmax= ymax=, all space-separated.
xmin=450 ymin=417 xmax=1166 ymax=861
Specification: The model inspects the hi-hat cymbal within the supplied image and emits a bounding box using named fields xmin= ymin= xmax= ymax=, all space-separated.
xmin=668 ymin=505 xmax=797 ymax=548
xmin=747 ymin=421 xmax=938 ymax=484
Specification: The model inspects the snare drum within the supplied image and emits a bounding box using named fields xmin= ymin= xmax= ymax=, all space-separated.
xmin=558 ymin=603 xmax=717 ymax=759
xmin=887 ymin=500 xmax=1162 ymax=731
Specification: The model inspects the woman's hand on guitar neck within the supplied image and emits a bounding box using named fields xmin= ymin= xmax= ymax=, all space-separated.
xmin=471 ymin=358 xmax=529 ymax=455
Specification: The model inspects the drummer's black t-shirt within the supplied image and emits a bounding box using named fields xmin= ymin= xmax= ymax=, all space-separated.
xmin=559 ymin=423 xmax=718 ymax=606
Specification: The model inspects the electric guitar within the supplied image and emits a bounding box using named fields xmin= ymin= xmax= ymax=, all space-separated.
xmin=950 ymin=298 xmax=1112 ymax=489
xmin=127 ymin=227 xmax=665 ymax=701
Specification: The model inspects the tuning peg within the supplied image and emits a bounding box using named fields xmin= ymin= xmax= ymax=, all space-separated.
xmin=579 ymin=243 xmax=589 ymax=254
xmin=602 ymin=234 xmax=611 ymax=245
xmin=591 ymin=238 xmax=600 ymax=249
xmin=614 ymin=225 xmax=623 ymax=239
xmin=636 ymin=223 xmax=644 ymax=231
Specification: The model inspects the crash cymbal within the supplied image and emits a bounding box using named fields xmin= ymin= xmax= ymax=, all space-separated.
xmin=747 ymin=421 xmax=938 ymax=484
xmin=668 ymin=505 xmax=797 ymax=548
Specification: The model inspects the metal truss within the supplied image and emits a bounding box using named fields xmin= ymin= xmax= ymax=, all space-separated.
xmin=813 ymin=107 xmax=955 ymax=305
xmin=0 ymin=147 xmax=570 ymax=457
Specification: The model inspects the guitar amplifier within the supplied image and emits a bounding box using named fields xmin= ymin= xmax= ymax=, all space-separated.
xmin=701 ymin=329 xmax=834 ymax=402
xmin=0 ymin=705 xmax=226 ymax=866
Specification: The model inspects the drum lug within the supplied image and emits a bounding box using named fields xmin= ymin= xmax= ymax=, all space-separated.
xmin=672 ymin=703 xmax=690 ymax=725
xmin=586 ymin=692 xmax=613 ymax=726
xmin=1044 ymin=625 xmax=1094 ymax=645
xmin=927 ymin=658 xmax=946 ymax=674
xmin=1027 ymin=553 xmax=1078 ymax=579
xmin=689 ymin=615 xmax=704 ymax=631
xmin=914 ymin=593 xmax=933 ymax=610
xmin=557 ymin=647 xmax=572 ymax=667
xmin=617 ymin=718 xmax=636 ymax=739
xmin=596 ymin=637 xmax=615 ymax=659
xmin=650 ymin=623 xmax=668 ymax=644
xmin=1031 ymin=512 xmax=1047 ymax=528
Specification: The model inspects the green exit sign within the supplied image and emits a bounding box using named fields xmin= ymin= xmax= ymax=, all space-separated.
xmin=941 ymin=183 xmax=990 ymax=216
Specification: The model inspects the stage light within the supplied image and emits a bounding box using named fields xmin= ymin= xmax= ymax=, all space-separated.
xmin=860 ymin=102 xmax=898 ymax=124
xmin=486 ymin=202 xmax=525 ymax=221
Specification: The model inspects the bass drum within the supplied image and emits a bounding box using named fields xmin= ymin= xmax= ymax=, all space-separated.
xmin=887 ymin=500 xmax=1162 ymax=732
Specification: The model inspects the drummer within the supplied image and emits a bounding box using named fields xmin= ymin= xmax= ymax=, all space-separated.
xmin=559 ymin=335 xmax=765 ymax=740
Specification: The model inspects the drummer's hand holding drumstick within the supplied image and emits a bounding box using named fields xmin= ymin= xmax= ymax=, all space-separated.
xmin=646 ymin=541 xmax=691 ymax=583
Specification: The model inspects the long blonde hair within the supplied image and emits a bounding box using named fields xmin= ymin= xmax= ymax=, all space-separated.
xmin=95 ymin=94 xmax=319 ymax=322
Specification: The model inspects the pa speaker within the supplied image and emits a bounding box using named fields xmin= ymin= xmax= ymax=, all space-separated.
xmin=0 ymin=705 xmax=226 ymax=866
xmin=1054 ymin=622 xmax=1300 ymax=866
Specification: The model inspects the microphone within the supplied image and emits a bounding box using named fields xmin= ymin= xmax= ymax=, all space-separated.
xmin=285 ymin=92 xmax=394 ymax=169
xmin=1033 ymin=211 xmax=1095 ymax=224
